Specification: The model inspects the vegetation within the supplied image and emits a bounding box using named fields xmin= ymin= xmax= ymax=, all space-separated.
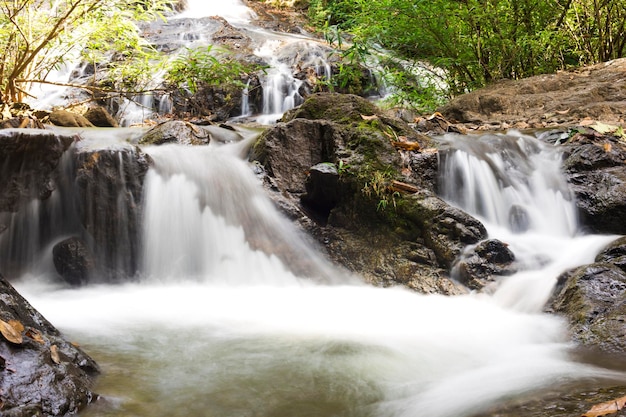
xmin=0 ymin=0 xmax=172 ymax=104
xmin=164 ymin=46 xmax=259 ymax=94
xmin=306 ymin=0 xmax=626 ymax=98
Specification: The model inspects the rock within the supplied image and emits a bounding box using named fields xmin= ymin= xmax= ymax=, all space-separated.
xmin=48 ymin=110 xmax=94 ymax=128
xmin=0 ymin=273 xmax=99 ymax=415
xmin=454 ymin=239 xmax=517 ymax=290
xmin=52 ymin=237 xmax=95 ymax=286
xmin=139 ymin=120 xmax=211 ymax=145
xmin=561 ymin=132 xmax=626 ymax=234
xmin=595 ymin=236 xmax=626 ymax=273
xmin=73 ymin=143 xmax=152 ymax=280
xmin=547 ymin=262 xmax=626 ymax=353
xmin=83 ymin=106 xmax=119 ymax=127
xmin=0 ymin=130 xmax=75 ymax=213
xmin=301 ymin=162 xmax=341 ymax=222
xmin=439 ymin=58 xmax=626 ymax=129
xmin=251 ymin=93 xmax=484 ymax=293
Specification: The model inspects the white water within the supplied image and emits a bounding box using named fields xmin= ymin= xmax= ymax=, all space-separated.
xmin=14 ymin=131 xmax=624 ymax=417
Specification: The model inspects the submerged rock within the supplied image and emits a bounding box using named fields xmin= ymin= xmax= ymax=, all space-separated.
xmin=0 ymin=274 xmax=99 ymax=415
xmin=454 ymin=239 xmax=517 ymax=290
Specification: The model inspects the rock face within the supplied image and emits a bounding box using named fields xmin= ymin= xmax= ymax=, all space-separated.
xmin=251 ymin=93 xmax=486 ymax=293
xmin=559 ymin=131 xmax=626 ymax=234
xmin=439 ymin=58 xmax=626 ymax=130
xmin=72 ymin=143 xmax=152 ymax=280
xmin=0 ymin=129 xmax=152 ymax=282
xmin=0 ymin=274 xmax=99 ymax=415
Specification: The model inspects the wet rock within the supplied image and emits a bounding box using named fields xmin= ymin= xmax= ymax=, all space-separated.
xmin=547 ymin=262 xmax=626 ymax=353
xmin=595 ymin=236 xmax=626 ymax=273
xmin=139 ymin=120 xmax=211 ymax=145
xmin=252 ymin=93 xmax=483 ymax=293
xmin=0 ymin=273 xmax=99 ymax=415
xmin=0 ymin=130 xmax=75 ymax=212
xmin=508 ymin=204 xmax=530 ymax=233
xmin=73 ymin=144 xmax=152 ymax=280
xmin=561 ymin=133 xmax=626 ymax=234
xmin=454 ymin=239 xmax=517 ymax=290
xmin=83 ymin=106 xmax=119 ymax=127
xmin=48 ymin=110 xmax=94 ymax=128
xmin=52 ymin=237 xmax=95 ymax=286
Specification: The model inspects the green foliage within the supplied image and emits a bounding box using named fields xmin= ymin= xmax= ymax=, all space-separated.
xmin=164 ymin=46 xmax=259 ymax=94
xmin=307 ymin=0 xmax=626 ymax=98
xmin=0 ymin=0 xmax=172 ymax=104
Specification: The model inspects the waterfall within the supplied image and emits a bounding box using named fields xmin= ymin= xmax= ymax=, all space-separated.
xmin=12 ymin=131 xmax=625 ymax=417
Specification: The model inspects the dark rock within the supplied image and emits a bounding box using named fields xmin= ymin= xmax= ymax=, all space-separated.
xmin=454 ymin=239 xmax=517 ymax=290
xmin=73 ymin=143 xmax=152 ymax=280
xmin=595 ymin=236 xmax=626 ymax=273
xmin=139 ymin=120 xmax=210 ymax=145
xmin=83 ymin=106 xmax=119 ymax=127
xmin=48 ymin=110 xmax=94 ymax=128
xmin=561 ymin=133 xmax=626 ymax=234
xmin=301 ymin=162 xmax=341 ymax=223
xmin=0 ymin=130 xmax=75 ymax=212
xmin=52 ymin=237 xmax=95 ymax=286
xmin=0 ymin=273 xmax=99 ymax=415
xmin=547 ymin=262 xmax=626 ymax=353
xmin=251 ymin=93 xmax=483 ymax=293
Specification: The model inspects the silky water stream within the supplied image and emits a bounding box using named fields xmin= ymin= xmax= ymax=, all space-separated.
xmin=12 ymin=130 xmax=626 ymax=417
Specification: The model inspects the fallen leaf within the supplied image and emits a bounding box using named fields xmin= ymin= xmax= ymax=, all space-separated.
xmin=604 ymin=142 xmax=612 ymax=153
xmin=25 ymin=328 xmax=45 ymax=344
xmin=555 ymin=109 xmax=571 ymax=115
xmin=0 ymin=319 xmax=23 ymax=344
xmin=392 ymin=141 xmax=421 ymax=151
xmin=9 ymin=320 xmax=24 ymax=333
xmin=582 ymin=394 xmax=626 ymax=417
xmin=50 ymin=345 xmax=61 ymax=364
xmin=360 ymin=114 xmax=378 ymax=121
xmin=590 ymin=121 xmax=619 ymax=134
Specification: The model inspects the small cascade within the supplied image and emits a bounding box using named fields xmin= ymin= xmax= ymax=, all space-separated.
xmin=438 ymin=131 xmax=578 ymax=236
xmin=240 ymin=79 xmax=251 ymax=117
xmin=141 ymin=142 xmax=343 ymax=284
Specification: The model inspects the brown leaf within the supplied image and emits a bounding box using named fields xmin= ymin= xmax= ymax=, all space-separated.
xmin=582 ymin=394 xmax=626 ymax=417
xmin=9 ymin=320 xmax=24 ymax=333
xmin=360 ymin=114 xmax=378 ymax=121
xmin=604 ymin=142 xmax=612 ymax=153
xmin=25 ymin=328 xmax=45 ymax=344
xmin=0 ymin=319 xmax=23 ymax=344
xmin=392 ymin=141 xmax=421 ymax=151
xmin=50 ymin=345 xmax=61 ymax=364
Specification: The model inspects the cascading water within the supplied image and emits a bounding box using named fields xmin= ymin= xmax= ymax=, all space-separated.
xmin=13 ymin=129 xmax=625 ymax=417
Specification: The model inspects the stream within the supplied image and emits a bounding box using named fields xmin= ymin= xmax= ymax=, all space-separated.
xmin=13 ymin=128 xmax=626 ymax=417
xmin=9 ymin=1 xmax=626 ymax=416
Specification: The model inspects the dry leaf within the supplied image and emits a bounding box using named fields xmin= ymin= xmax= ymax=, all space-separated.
xmin=604 ymin=142 xmax=612 ymax=153
xmin=392 ymin=141 xmax=421 ymax=151
xmin=590 ymin=121 xmax=619 ymax=135
xmin=360 ymin=114 xmax=378 ymax=121
xmin=555 ymin=109 xmax=571 ymax=115
xmin=25 ymin=328 xmax=45 ymax=344
xmin=582 ymin=394 xmax=626 ymax=417
xmin=9 ymin=320 xmax=24 ymax=333
xmin=0 ymin=319 xmax=23 ymax=344
xmin=50 ymin=345 xmax=61 ymax=364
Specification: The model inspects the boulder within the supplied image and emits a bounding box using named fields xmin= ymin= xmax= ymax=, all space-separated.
xmin=251 ymin=93 xmax=484 ymax=293
xmin=0 ymin=274 xmax=99 ymax=415
xmin=83 ymin=106 xmax=119 ymax=127
xmin=52 ymin=237 xmax=95 ymax=286
xmin=547 ymin=262 xmax=626 ymax=354
xmin=48 ymin=110 xmax=94 ymax=128
xmin=139 ymin=120 xmax=210 ymax=145
xmin=454 ymin=239 xmax=517 ymax=290
xmin=73 ymin=143 xmax=152 ymax=280
xmin=561 ymin=131 xmax=626 ymax=234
